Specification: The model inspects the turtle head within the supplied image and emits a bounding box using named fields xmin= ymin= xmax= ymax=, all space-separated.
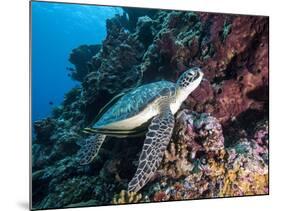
xmin=176 ymin=67 xmax=203 ymax=95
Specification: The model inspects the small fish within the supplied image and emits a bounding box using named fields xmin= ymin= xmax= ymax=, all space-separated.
xmin=49 ymin=101 xmax=54 ymax=105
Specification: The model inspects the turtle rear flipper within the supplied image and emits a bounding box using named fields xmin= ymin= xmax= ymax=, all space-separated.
xmin=128 ymin=107 xmax=175 ymax=192
xmin=77 ymin=134 xmax=106 ymax=165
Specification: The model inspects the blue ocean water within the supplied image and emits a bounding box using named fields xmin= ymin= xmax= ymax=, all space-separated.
xmin=31 ymin=2 xmax=122 ymax=122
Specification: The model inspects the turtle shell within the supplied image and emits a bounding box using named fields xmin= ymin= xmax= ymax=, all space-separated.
xmin=93 ymin=81 xmax=176 ymax=128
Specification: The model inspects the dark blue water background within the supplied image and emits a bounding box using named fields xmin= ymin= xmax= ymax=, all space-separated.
xmin=32 ymin=2 xmax=122 ymax=122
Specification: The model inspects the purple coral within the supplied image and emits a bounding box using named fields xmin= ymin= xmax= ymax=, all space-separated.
xmin=176 ymin=110 xmax=224 ymax=154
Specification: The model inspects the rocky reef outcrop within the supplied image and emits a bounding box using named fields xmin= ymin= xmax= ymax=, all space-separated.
xmin=32 ymin=7 xmax=269 ymax=209
xmin=68 ymin=44 xmax=101 ymax=82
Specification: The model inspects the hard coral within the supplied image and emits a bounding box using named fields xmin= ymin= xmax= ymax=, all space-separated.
xmin=68 ymin=44 xmax=101 ymax=82
xmin=81 ymin=15 xmax=147 ymax=122
xmin=221 ymin=138 xmax=268 ymax=196
xmin=149 ymin=111 xmax=267 ymax=201
xmin=153 ymin=191 xmax=170 ymax=202
xmin=194 ymin=15 xmax=269 ymax=124
xmin=33 ymin=118 xmax=56 ymax=144
xmin=159 ymin=109 xmax=224 ymax=179
xmin=112 ymin=190 xmax=142 ymax=204
xmin=140 ymin=11 xmax=202 ymax=82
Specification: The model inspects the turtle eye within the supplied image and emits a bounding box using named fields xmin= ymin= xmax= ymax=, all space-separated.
xmin=188 ymin=69 xmax=201 ymax=82
xmin=193 ymin=72 xmax=200 ymax=80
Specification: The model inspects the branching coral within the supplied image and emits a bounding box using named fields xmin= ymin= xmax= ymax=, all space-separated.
xmin=162 ymin=142 xmax=193 ymax=178
xmin=112 ymin=190 xmax=142 ymax=204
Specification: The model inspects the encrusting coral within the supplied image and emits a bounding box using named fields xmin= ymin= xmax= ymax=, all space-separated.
xmin=147 ymin=112 xmax=268 ymax=201
xmin=221 ymin=137 xmax=268 ymax=196
xmin=32 ymin=8 xmax=268 ymax=209
xmin=161 ymin=110 xmax=224 ymax=179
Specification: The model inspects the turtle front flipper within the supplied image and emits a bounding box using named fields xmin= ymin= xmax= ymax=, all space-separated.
xmin=128 ymin=108 xmax=175 ymax=192
xmin=78 ymin=134 xmax=106 ymax=165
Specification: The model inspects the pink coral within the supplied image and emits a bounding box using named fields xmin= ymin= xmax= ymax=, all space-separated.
xmin=149 ymin=111 xmax=268 ymax=202
xmin=159 ymin=110 xmax=224 ymax=180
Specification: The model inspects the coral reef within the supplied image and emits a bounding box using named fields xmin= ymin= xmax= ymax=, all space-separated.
xmin=68 ymin=44 xmax=101 ymax=82
xmin=32 ymin=7 xmax=269 ymax=210
xmin=142 ymin=111 xmax=268 ymax=201
xmin=221 ymin=141 xmax=269 ymax=197
xmin=33 ymin=118 xmax=56 ymax=144
xmin=161 ymin=110 xmax=225 ymax=180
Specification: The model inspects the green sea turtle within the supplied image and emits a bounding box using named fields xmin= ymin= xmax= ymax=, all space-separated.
xmin=78 ymin=67 xmax=203 ymax=192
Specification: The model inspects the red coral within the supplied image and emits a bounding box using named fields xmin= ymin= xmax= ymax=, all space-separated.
xmin=175 ymin=110 xmax=224 ymax=159
xmin=192 ymin=15 xmax=269 ymax=124
xmin=155 ymin=31 xmax=177 ymax=60
xmin=153 ymin=191 xmax=169 ymax=202
xmin=188 ymin=79 xmax=214 ymax=113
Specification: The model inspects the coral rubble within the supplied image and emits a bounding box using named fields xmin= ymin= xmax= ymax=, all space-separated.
xmin=32 ymin=7 xmax=269 ymax=209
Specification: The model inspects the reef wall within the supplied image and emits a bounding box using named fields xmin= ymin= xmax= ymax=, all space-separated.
xmin=32 ymin=8 xmax=269 ymax=209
